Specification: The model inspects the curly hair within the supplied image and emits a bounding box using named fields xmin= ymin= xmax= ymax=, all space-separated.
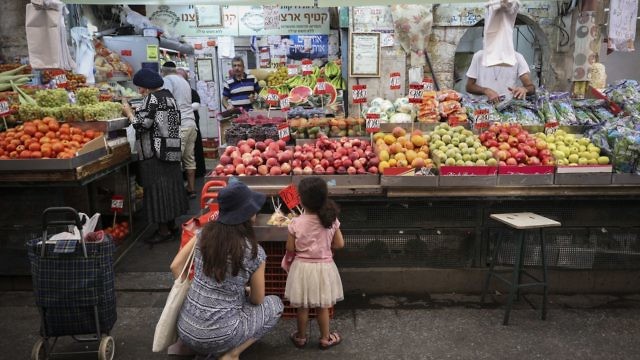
xmin=298 ymin=176 xmax=339 ymax=228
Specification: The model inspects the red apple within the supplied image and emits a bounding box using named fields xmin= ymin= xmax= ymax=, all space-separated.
xmin=527 ymin=156 xmax=541 ymax=165
xmin=252 ymin=156 xmax=263 ymax=166
xmin=257 ymin=165 xmax=269 ymax=175
xmin=224 ymin=164 xmax=235 ymax=175
xmin=255 ymin=142 xmax=266 ymax=151
xmin=276 ymin=139 xmax=286 ymax=150
xmin=303 ymin=166 xmax=313 ymax=175
xmin=313 ymin=165 xmax=325 ymax=175
xmin=281 ymin=163 xmax=291 ymax=174
xmin=270 ymin=166 xmax=282 ymax=175
xmin=516 ymin=133 xmax=528 ymax=144
xmin=496 ymin=150 xmax=509 ymax=161
xmin=368 ymin=166 xmax=379 ymax=174
xmin=325 ymin=166 xmax=336 ymax=175
xmin=506 ymin=157 xmax=517 ymax=166
xmin=245 ymin=165 xmax=257 ymax=175
xmin=215 ymin=164 xmax=224 ymax=174
xmin=220 ymin=155 xmax=231 ymax=165
xmin=235 ymin=164 xmax=246 ymax=175
xmin=266 ymin=158 xmax=279 ymax=167
xmin=347 ymin=166 xmax=357 ymax=175
xmin=514 ymin=151 xmax=527 ymax=163
xmin=498 ymin=143 xmax=511 ymax=151
xmin=293 ymin=166 xmax=303 ymax=175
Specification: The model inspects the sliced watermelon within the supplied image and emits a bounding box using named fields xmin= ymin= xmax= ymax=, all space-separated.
xmin=289 ymin=86 xmax=313 ymax=103
xmin=314 ymin=82 xmax=337 ymax=105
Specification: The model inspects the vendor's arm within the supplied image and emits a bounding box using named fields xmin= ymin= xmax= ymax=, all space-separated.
xmin=170 ymin=236 xmax=197 ymax=280
xmin=222 ymin=95 xmax=234 ymax=110
xmin=509 ymin=73 xmax=535 ymax=99
xmin=222 ymin=82 xmax=234 ymax=110
xmin=466 ymin=77 xmax=500 ymax=102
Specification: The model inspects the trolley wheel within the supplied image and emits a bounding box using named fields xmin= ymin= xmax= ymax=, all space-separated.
xmin=98 ymin=336 xmax=115 ymax=360
xmin=31 ymin=338 xmax=47 ymax=360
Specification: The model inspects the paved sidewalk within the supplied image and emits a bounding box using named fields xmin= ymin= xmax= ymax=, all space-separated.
xmin=2 ymin=291 xmax=640 ymax=360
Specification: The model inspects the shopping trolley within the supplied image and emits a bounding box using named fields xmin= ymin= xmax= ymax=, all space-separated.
xmin=27 ymin=207 xmax=117 ymax=360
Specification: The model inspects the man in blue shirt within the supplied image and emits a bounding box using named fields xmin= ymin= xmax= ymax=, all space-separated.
xmin=222 ymin=57 xmax=260 ymax=111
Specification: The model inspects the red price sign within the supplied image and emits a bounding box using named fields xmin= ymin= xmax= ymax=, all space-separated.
xmin=279 ymin=94 xmax=290 ymax=112
xmin=365 ymin=113 xmax=380 ymax=133
xmin=389 ymin=72 xmax=401 ymax=90
xmin=277 ymin=123 xmax=290 ymax=142
xmin=315 ymin=78 xmax=326 ymax=94
xmin=474 ymin=109 xmax=490 ymax=124
xmin=408 ymin=83 xmax=423 ymax=104
xmin=111 ymin=195 xmax=125 ymax=213
xmin=544 ymin=121 xmax=559 ymax=135
xmin=287 ymin=64 xmax=299 ymax=76
xmin=266 ymin=89 xmax=279 ymax=107
xmin=0 ymin=101 xmax=10 ymax=117
xmin=49 ymin=69 xmax=68 ymax=89
xmin=301 ymin=59 xmax=313 ymax=75
xmin=474 ymin=121 xmax=490 ymax=130
xmin=351 ymin=84 xmax=367 ymax=104
xmin=120 ymin=49 xmax=132 ymax=56
xmin=279 ymin=184 xmax=300 ymax=210
xmin=422 ymin=77 xmax=434 ymax=91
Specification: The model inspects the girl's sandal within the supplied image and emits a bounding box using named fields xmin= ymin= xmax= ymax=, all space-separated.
xmin=290 ymin=331 xmax=308 ymax=349
xmin=319 ymin=332 xmax=342 ymax=350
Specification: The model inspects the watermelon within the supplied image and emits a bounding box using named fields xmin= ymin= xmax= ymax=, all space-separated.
xmin=314 ymin=82 xmax=337 ymax=105
xmin=289 ymin=86 xmax=313 ymax=104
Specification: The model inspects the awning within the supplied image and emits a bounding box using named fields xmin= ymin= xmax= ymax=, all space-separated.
xmin=63 ymin=0 xmax=486 ymax=5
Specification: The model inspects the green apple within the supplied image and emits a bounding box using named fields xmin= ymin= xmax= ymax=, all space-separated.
xmin=467 ymin=138 xmax=476 ymax=147
xmin=597 ymin=156 xmax=610 ymax=164
xmin=568 ymin=154 xmax=579 ymax=163
xmin=546 ymin=135 xmax=556 ymax=143
xmin=455 ymin=159 xmax=465 ymax=166
xmin=588 ymin=146 xmax=601 ymax=154
xmin=458 ymin=142 xmax=468 ymax=150
xmin=579 ymin=145 xmax=587 ymax=152
xmin=471 ymin=154 xmax=479 ymax=162
xmin=578 ymin=137 xmax=590 ymax=146
xmin=478 ymin=152 xmax=487 ymax=161
xmin=437 ymin=128 xmax=447 ymax=136
xmin=465 ymin=160 xmax=475 ymax=166
xmin=462 ymin=154 xmax=471 ymax=161
xmin=553 ymin=150 xmax=566 ymax=160
xmin=548 ymin=143 xmax=557 ymax=151
xmin=442 ymin=134 xmax=452 ymax=143
xmin=570 ymin=146 xmax=580 ymax=155
xmin=454 ymin=153 xmax=463 ymax=161
xmin=486 ymin=158 xmax=498 ymax=166
xmin=445 ymin=158 xmax=456 ymax=165
xmin=587 ymin=158 xmax=598 ymax=165
xmin=578 ymin=157 xmax=588 ymax=165
xmin=476 ymin=159 xmax=486 ymax=166
xmin=587 ymin=151 xmax=598 ymax=160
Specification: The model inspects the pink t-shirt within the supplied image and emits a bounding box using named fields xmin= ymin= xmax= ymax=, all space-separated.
xmin=288 ymin=214 xmax=340 ymax=263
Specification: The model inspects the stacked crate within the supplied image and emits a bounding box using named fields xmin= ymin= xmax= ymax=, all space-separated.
xmin=261 ymin=241 xmax=333 ymax=318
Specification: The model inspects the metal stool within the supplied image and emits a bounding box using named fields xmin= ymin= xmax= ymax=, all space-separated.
xmin=481 ymin=212 xmax=561 ymax=325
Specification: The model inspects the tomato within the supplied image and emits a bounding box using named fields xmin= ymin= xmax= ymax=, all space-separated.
xmin=32 ymin=119 xmax=43 ymax=127
xmin=39 ymin=137 xmax=51 ymax=144
xmin=51 ymin=142 xmax=63 ymax=153
xmin=59 ymin=127 xmax=70 ymax=135
xmin=28 ymin=142 xmax=41 ymax=152
xmin=45 ymin=131 xmax=56 ymax=138
xmin=20 ymin=134 xmax=31 ymax=143
xmin=85 ymin=130 xmax=96 ymax=139
xmin=59 ymin=134 xmax=70 ymax=141
xmin=30 ymin=151 xmax=42 ymax=158
xmin=69 ymin=140 xmax=80 ymax=148
xmin=42 ymin=116 xmax=56 ymax=124
xmin=16 ymin=145 xmax=25 ymax=152
xmin=41 ymin=145 xmax=52 ymax=158
xmin=23 ymin=125 xmax=36 ymax=136
xmin=37 ymin=124 xmax=49 ymax=133
xmin=9 ymin=151 xmax=18 ymax=158
xmin=48 ymin=120 xmax=60 ymax=132
xmin=71 ymin=127 xmax=83 ymax=135
xmin=83 ymin=137 xmax=91 ymax=143
xmin=19 ymin=150 xmax=31 ymax=159
xmin=71 ymin=134 xmax=83 ymax=143
xmin=0 ymin=149 xmax=5 ymax=156
xmin=34 ymin=131 xmax=44 ymax=139
xmin=0 ymin=155 xmax=9 ymax=160
xmin=5 ymin=143 xmax=16 ymax=152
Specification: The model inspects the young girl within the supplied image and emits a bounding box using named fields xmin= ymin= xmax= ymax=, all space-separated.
xmin=285 ymin=177 xmax=345 ymax=350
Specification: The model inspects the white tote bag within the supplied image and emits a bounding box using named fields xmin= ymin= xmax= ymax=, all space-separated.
xmin=152 ymin=243 xmax=196 ymax=352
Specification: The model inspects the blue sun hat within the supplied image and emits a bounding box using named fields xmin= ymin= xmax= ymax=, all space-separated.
xmin=216 ymin=182 xmax=266 ymax=225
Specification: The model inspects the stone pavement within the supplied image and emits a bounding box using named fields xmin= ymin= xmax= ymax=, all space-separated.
xmin=1 ymin=289 xmax=640 ymax=360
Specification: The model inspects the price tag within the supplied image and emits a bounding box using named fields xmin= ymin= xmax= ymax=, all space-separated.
xmin=544 ymin=121 xmax=559 ymax=135
xmin=351 ymin=84 xmax=367 ymax=104
xmin=301 ymin=59 xmax=313 ymax=75
xmin=277 ymin=123 xmax=291 ymax=142
xmin=287 ymin=65 xmax=299 ymax=76
xmin=279 ymin=184 xmax=300 ymax=210
xmin=111 ymin=195 xmax=125 ymax=213
xmin=473 ymin=109 xmax=490 ymax=124
xmin=266 ymin=89 xmax=280 ymax=107
xmin=120 ymin=49 xmax=132 ymax=57
xmin=422 ymin=77 xmax=434 ymax=91
xmin=279 ymin=94 xmax=290 ymax=112
xmin=0 ymin=101 xmax=10 ymax=117
xmin=408 ymin=83 xmax=423 ymax=104
xmin=389 ymin=72 xmax=401 ymax=90
xmin=50 ymin=70 xmax=68 ymax=89
xmin=315 ymin=78 xmax=326 ymax=94
xmin=365 ymin=113 xmax=380 ymax=133
xmin=474 ymin=121 xmax=490 ymax=130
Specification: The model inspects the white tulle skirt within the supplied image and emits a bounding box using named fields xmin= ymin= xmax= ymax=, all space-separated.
xmin=285 ymin=260 xmax=344 ymax=308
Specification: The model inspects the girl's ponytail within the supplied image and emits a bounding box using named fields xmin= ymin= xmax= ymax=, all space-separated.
xmin=317 ymin=198 xmax=339 ymax=229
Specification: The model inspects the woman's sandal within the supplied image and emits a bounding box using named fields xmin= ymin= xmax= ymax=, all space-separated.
xmin=319 ymin=331 xmax=342 ymax=350
xmin=290 ymin=331 xmax=308 ymax=349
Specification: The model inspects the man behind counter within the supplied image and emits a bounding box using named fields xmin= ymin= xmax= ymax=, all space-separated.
xmin=222 ymin=56 xmax=260 ymax=111
xmin=465 ymin=49 xmax=535 ymax=102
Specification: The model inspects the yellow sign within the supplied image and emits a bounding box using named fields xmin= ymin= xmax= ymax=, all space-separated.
xmin=147 ymin=45 xmax=159 ymax=61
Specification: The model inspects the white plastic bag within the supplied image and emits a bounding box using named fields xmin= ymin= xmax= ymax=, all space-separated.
xmin=48 ymin=212 xmax=100 ymax=241
xmin=71 ymin=27 xmax=96 ymax=84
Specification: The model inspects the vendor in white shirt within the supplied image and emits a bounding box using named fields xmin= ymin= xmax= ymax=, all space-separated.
xmin=465 ymin=50 xmax=535 ymax=102
xmin=465 ymin=0 xmax=535 ymax=102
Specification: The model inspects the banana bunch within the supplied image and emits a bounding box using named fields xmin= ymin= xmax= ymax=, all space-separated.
xmin=276 ymin=85 xmax=289 ymax=96
xmin=286 ymin=75 xmax=317 ymax=89
xmin=328 ymin=76 xmax=346 ymax=90
xmin=324 ymin=61 xmax=341 ymax=78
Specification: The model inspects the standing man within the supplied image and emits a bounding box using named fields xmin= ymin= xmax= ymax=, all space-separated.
xmin=177 ymin=68 xmax=207 ymax=178
xmin=465 ymin=0 xmax=535 ymax=102
xmin=465 ymin=50 xmax=535 ymax=102
xmin=162 ymin=61 xmax=198 ymax=198
xmin=222 ymin=56 xmax=260 ymax=111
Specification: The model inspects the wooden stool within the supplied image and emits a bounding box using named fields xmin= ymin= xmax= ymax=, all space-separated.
xmin=481 ymin=212 xmax=561 ymax=325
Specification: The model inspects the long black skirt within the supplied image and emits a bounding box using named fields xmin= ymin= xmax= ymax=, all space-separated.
xmin=138 ymin=158 xmax=189 ymax=224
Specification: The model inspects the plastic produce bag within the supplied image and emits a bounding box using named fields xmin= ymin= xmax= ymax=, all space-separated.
xmin=71 ymin=27 xmax=95 ymax=84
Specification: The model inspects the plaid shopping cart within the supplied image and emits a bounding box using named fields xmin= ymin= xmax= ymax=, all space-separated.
xmin=27 ymin=207 xmax=116 ymax=360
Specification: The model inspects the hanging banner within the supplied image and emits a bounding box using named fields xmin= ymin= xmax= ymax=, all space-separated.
xmin=238 ymin=6 xmax=330 ymax=35
xmin=147 ymin=5 xmax=239 ymax=36
xmin=288 ymin=35 xmax=329 ymax=60
xmin=571 ymin=11 xmax=598 ymax=81
xmin=263 ymin=5 xmax=281 ymax=30
xmin=608 ymin=0 xmax=638 ymax=52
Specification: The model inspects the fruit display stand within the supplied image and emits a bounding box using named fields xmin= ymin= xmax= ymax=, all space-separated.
xmin=0 ymin=121 xmax=140 ymax=277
